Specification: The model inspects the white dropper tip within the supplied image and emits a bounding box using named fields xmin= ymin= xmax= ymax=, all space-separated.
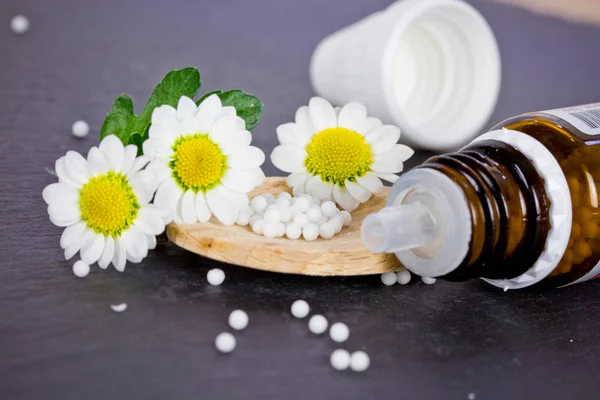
xmin=361 ymin=202 xmax=436 ymax=254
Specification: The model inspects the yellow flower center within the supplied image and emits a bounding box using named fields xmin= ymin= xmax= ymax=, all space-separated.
xmin=169 ymin=134 xmax=227 ymax=192
xmin=304 ymin=127 xmax=373 ymax=185
xmin=79 ymin=172 xmax=140 ymax=237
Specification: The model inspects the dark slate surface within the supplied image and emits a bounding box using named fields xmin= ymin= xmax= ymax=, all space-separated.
xmin=2 ymin=0 xmax=600 ymax=399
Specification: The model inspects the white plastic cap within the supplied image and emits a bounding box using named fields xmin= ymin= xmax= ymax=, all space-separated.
xmin=362 ymin=168 xmax=472 ymax=277
xmin=310 ymin=0 xmax=501 ymax=151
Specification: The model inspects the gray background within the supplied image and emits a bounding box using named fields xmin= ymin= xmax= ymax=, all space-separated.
xmin=1 ymin=0 xmax=600 ymax=399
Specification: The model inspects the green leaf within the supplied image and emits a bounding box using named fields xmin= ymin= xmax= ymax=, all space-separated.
xmin=100 ymin=67 xmax=202 ymax=148
xmin=196 ymin=89 xmax=264 ymax=130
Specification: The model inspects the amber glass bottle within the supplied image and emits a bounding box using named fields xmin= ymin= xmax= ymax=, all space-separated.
xmin=362 ymin=103 xmax=600 ymax=289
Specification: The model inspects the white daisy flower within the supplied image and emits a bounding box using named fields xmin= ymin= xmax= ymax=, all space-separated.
xmin=270 ymin=97 xmax=414 ymax=211
xmin=42 ymin=135 xmax=168 ymax=272
xmin=143 ymin=95 xmax=265 ymax=225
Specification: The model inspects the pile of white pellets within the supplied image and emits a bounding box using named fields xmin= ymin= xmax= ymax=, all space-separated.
xmin=235 ymin=192 xmax=352 ymax=240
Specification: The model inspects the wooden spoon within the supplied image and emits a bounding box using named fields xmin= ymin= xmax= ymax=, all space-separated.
xmin=166 ymin=177 xmax=402 ymax=276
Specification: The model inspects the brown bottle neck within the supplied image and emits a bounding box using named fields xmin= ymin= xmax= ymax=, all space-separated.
xmin=418 ymin=140 xmax=552 ymax=281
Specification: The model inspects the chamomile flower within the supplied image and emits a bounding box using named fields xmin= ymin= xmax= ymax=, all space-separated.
xmin=270 ymin=98 xmax=413 ymax=211
xmin=143 ymin=95 xmax=265 ymax=225
xmin=43 ymin=135 xmax=168 ymax=271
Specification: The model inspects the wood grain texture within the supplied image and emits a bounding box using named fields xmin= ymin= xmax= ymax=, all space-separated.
xmin=167 ymin=178 xmax=401 ymax=275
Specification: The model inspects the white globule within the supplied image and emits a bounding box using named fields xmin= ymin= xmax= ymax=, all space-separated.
xmin=286 ymin=223 xmax=302 ymax=240
xmin=10 ymin=15 xmax=29 ymax=35
xmin=381 ymin=272 xmax=397 ymax=286
xmin=279 ymin=207 xmax=292 ymax=223
xmin=330 ymin=349 xmax=351 ymax=371
xmin=275 ymin=222 xmax=286 ymax=237
xmin=306 ymin=206 xmax=322 ymax=223
xmin=72 ymin=120 xmax=89 ymax=138
xmin=397 ymin=269 xmax=412 ymax=285
xmin=251 ymin=196 xmax=268 ymax=213
xmin=339 ymin=211 xmax=352 ymax=226
xmin=264 ymin=208 xmax=280 ymax=223
xmin=228 ymin=309 xmax=249 ymax=331
xmin=293 ymin=213 xmax=310 ymax=229
xmin=329 ymin=322 xmax=350 ymax=343
xmin=308 ymin=314 xmax=329 ymax=334
xmin=302 ymin=224 xmax=319 ymax=241
xmin=291 ymin=300 xmax=310 ymax=318
xmin=321 ymin=201 xmax=338 ymax=217
xmin=319 ymin=223 xmax=335 ymax=239
xmin=350 ymin=351 xmax=370 ymax=372
xmin=235 ymin=212 xmax=251 ymax=227
xmin=293 ymin=197 xmax=311 ymax=213
xmin=215 ymin=332 xmax=236 ymax=353
xmin=263 ymin=193 xmax=276 ymax=204
xmin=278 ymin=192 xmax=292 ymax=200
xmin=72 ymin=260 xmax=90 ymax=278
xmin=263 ymin=222 xmax=279 ymax=238
xmin=329 ymin=216 xmax=344 ymax=234
xmin=422 ymin=276 xmax=437 ymax=285
xmin=207 ymin=268 xmax=226 ymax=286
xmin=276 ymin=197 xmax=291 ymax=208
xmin=252 ymin=219 xmax=266 ymax=235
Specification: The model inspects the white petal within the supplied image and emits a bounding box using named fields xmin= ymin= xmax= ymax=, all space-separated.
xmin=357 ymin=172 xmax=384 ymax=194
xmin=372 ymin=145 xmax=413 ymax=173
xmin=333 ymin=185 xmax=360 ymax=211
xmin=123 ymin=226 xmax=148 ymax=260
xmin=305 ymin=176 xmax=333 ymax=200
xmin=286 ymin=172 xmax=311 ymax=189
xmin=181 ymin=190 xmax=197 ymax=224
xmin=276 ymin=123 xmax=311 ymax=147
xmin=388 ymin=144 xmax=415 ymax=162
xmin=60 ymin=221 xmax=87 ymax=249
xmin=121 ymin=145 xmax=138 ymax=175
xmin=98 ymin=236 xmax=114 ymax=269
xmin=177 ymin=96 xmax=198 ymax=121
xmin=179 ymin=115 xmax=200 ymax=135
xmin=148 ymin=123 xmax=176 ymax=141
xmin=221 ymin=168 xmax=263 ymax=193
xmin=48 ymin=202 xmax=80 ymax=224
xmin=130 ymin=155 xmax=151 ymax=175
xmin=345 ymin=180 xmax=372 ymax=202
xmin=364 ymin=117 xmax=383 ymax=134
xmin=270 ymin=145 xmax=307 ymax=173
xmin=99 ymin=135 xmax=125 ymax=172
xmin=151 ymin=104 xmax=177 ymax=126
xmin=196 ymin=94 xmax=223 ymax=133
xmin=219 ymin=130 xmax=252 ymax=156
xmin=112 ymin=236 xmax=127 ymax=272
xmin=86 ymin=147 xmax=109 ymax=176
xmin=195 ymin=191 xmax=212 ymax=222
xmin=366 ymin=125 xmax=401 ymax=154
xmin=135 ymin=207 xmax=166 ymax=236
xmin=206 ymin=185 xmax=248 ymax=226
xmin=218 ymin=106 xmax=236 ymax=118
xmin=42 ymin=183 xmax=77 ymax=205
xmin=81 ymin=234 xmax=105 ymax=265
xmin=64 ymin=228 xmax=94 ymax=261
xmin=228 ymin=146 xmax=265 ymax=169
xmin=146 ymin=234 xmax=157 ymax=251
xmin=55 ymin=157 xmax=80 ymax=188
xmin=146 ymin=203 xmax=173 ymax=225
xmin=143 ymin=137 xmax=173 ymax=161
xmin=145 ymin=161 xmax=171 ymax=184
xmin=338 ymin=102 xmax=368 ymax=133
xmin=64 ymin=151 xmax=91 ymax=184
xmin=371 ymin=160 xmax=404 ymax=174
xmin=295 ymin=106 xmax=317 ymax=138
xmin=309 ymin=97 xmax=337 ymax=132
xmin=209 ymin=116 xmax=246 ymax=146
xmin=127 ymin=254 xmax=144 ymax=264
xmin=129 ymin=170 xmax=157 ymax=204
xmin=154 ymin=179 xmax=183 ymax=215
xmin=375 ymin=172 xmax=400 ymax=183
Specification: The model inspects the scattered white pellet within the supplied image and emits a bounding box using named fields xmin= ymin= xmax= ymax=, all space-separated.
xmin=285 ymin=223 xmax=302 ymax=240
xmin=235 ymin=212 xmax=251 ymax=227
xmin=319 ymin=222 xmax=335 ymax=239
xmin=275 ymin=222 xmax=286 ymax=237
xmin=329 ymin=322 xmax=350 ymax=343
xmin=293 ymin=197 xmax=311 ymax=213
xmin=228 ymin=310 xmax=249 ymax=331
xmin=293 ymin=213 xmax=310 ymax=228
xmin=263 ymin=222 xmax=279 ymax=238
xmin=251 ymin=219 xmax=266 ymax=235
xmin=110 ymin=303 xmax=127 ymax=312
xmin=291 ymin=300 xmax=310 ymax=318
xmin=329 ymin=215 xmax=344 ymax=233
xmin=279 ymin=207 xmax=292 ymax=223
xmin=308 ymin=314 xmax=328 ymax=334
xmin=317 ymin=216 xmax=328 ymax=226
xmin=215 ymin=332 xmax=236 ymax=353
xmin=72 ymin=260 xmax=90 ymax=278
xmin=339 ymin=210 xmax=352 ymax=226
xmin=321 ymin=201 xmax=338 ymax=217
xmin=306 ymin=206 xmax=322 ymax=223
xmin=251 ymin=196 xmax=268 ymax=213
xmin=468 ymin=394 xmax=476 ymax=400
xmin=302 ymin=224 xmax=319 ymax=241
xmin=421 ymin=276 xmax=437 ymax=285
xmin=276 ymin=197 xmax=291 ymax=208
xmin=350 ymin=351 xmax=370 ymax=372
xmin=396 ymin=269 xmax=412 ymax=285
xmin=330 ymin=349 xmax=351 ymax=371
xmin=10 ymin=15 xmax=29 ymax=35
xmin=207 ymin=268 xmax=225 ymax=286
xmin=381 ymin=272 xmax=397 ymax=286
xmin=72 ymin=120 xmax=89 ymax=138
xmin=264 ymin=208 xmax=280 ymax=223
